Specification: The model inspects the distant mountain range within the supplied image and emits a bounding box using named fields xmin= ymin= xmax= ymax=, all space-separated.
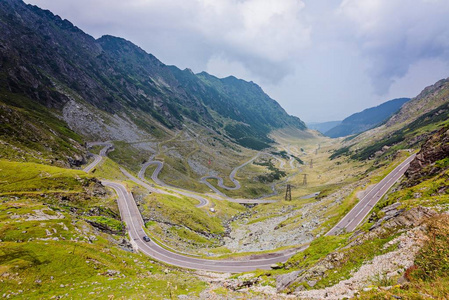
xmin=324 ymin=98 xmax=410 ymax=138
xmin=307 ymin=121 xmax=342 ymax=134
xmin=349 ymin=78 xmax=449 ymax=160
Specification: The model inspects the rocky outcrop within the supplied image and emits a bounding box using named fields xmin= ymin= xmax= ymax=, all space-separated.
xmin=275 ymin=204 xmax=436 ymax=295
xmin=85 ymin=219 xmax=124 ymax=235
xmin=405 ymin=126 xmax=449 ymax=187
xmin=351 ymin=205 xmax=436 ymax=244
xmin=276 ymin=270 xmax=304 ymax=292
xmin=296 ymin=227 xmax=426 ymax=300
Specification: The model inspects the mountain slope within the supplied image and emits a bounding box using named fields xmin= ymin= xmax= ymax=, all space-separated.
xmin=325 ymin=98 xmax=410 ymax=138
xmin=0 ymin=0 xmax=305 ymax=150
xmin=0 ymin=159 xmax=206 ymax=299
xmin=329 ymin=77 xmax=449 ymax=161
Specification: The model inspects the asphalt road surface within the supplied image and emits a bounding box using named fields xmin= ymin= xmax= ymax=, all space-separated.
xmin=138 ymin=160 xmax=209 ymax=208
xmin=140 ymin=156 xmax=276 ymax=204
xmin=200 ymin=153 xmax=260 ymax=191
xmin=102 ymin=180 xmax=300 ymax=272
xmin=89 ymin=144 xmax=415 ymax=272
xmin=326 ymin=154 xmax=416 ymax=235
xmin=83 ymin=142 xmax=113 ymax=173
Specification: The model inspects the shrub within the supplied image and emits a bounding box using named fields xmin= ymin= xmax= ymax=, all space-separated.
xmin=412 ymin=215 xmax=449 ymax=280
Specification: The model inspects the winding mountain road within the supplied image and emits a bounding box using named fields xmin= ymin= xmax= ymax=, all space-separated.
xmin=102 ymin=180 xmax=300 ymax=272
xmin=139 ymin=154 xmax=277 ymax=204
xmin=83 ymin=142 xmax=113 ymax=173
xmin=326 ymin=154 xmax=416 ymax=235
xmin=200 ymin=153 xmax=260 ymax=191
xmin=84 ymin=143 xmax=416 ymax=272
xmin=198 ymin=152 xmax=294 ymax=202
xmin=137 ymin=160 xmax=209 ymax=208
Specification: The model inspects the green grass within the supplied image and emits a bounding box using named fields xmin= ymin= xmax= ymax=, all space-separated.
xmin=0 ymin=199 xmax=206 ymax=299
xmin=287 ymin=235 xmax=349 ymax=270
xmin=242 ymin=235 xmax=349 ymax=291
xmin=168 ymin=227 xmax=213 ymax=246
xmin=375 ymin=169 xmax=449 ymax=211
xmin=142 ymin=193 xmax=224 ymax=235
xmin=315 ymin=234 xmax=398 ymax=289
xmin=209 ymin=199 xmax=246 ymax=220
xmin=0 ymin=159 xmax=116 ymax=215
xmin=319 ymin=187 xmax=361 ymax=234
xmin=87 ymin=145 xmax=104 ymax=155
xmin=246 ymin=214 xmax=283 ymax=225
xmin=358 ymin=277 xmax=449 ymax=299
xmin=0 ymin=159 xmax=91 ymax=194
xmin=351 ymin=103 xmax=449 ymax=161
xmin=0 ymin=90 xmax=84 ymax=166
xmin=0 ymin=155 xmax=207 ymax=299
xmin=357 ymin=215 xmax=449 ymax=300
xmin=85 ymin=216 xmax=124 ymax=233
xmin=107 ymin=141 xmax=152 ymax=173
xmin=157 ymin=156 xmax=208 ymax=192
xmin=273 ymin=230 xmax=398 ymax=292
xmin=92 ymin=157 xmax=128 ymax=181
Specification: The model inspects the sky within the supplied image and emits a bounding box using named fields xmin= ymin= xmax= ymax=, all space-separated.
xmin=24 ymin=0 xmax=449 ymax=123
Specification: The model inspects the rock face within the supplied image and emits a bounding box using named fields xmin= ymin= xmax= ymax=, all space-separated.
xmin=296 ymin=226 xmax=427 ymax=300
xmin=405 ymin=126 xmax=449 ymax=187
xmin=357 ymin=205 xmax=436 ymax=242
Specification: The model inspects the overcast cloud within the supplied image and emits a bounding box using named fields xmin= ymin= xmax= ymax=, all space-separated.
xmin=24 ymin=0 xmax=449 ymax=122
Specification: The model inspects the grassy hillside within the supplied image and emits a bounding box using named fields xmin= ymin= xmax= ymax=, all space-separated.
xmin=330 ymin=78 xmax=449 ymax=161
xmin=357 ymin=128 xmax=449 ymax=299
xmin=230 ymin=128 xmax=449 ymax=298
xmin=0 ymin=159 xmax=206 ymax=299
xmin=0 ymin=90 xmax=85 ymax=167
xmin=347 ymin=101 xmax=449 ymax=160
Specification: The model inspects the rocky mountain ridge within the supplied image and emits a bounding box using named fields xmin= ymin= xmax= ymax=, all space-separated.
xmin=0 ymin=0 xmax=306 ymax=152
xmin=386 ymin=78 xmax=449 ymax=128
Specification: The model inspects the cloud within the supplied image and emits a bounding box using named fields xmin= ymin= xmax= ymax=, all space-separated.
xmin=24 ymin=0 xmax=449 ymax=122
xmin=337 ymin=0 xmax=449 ymax=94
xmin=206 ymin=54 xmax=256 ymax=80
xmin=193 ymin=0 xmax=311 ymax=62
xmin=26 ymin=0 xmax=311 ymax=83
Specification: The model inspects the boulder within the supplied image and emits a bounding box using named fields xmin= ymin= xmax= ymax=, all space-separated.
xmin=276 ymin=270 xmax=302 ymax=292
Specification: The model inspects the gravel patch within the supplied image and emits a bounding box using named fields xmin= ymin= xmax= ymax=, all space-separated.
xmin=63 ymin=99 xmax=150 ymax=142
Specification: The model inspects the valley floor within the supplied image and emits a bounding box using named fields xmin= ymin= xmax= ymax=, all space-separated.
xmin=2 ymin=127 xmax=449 ymax=299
